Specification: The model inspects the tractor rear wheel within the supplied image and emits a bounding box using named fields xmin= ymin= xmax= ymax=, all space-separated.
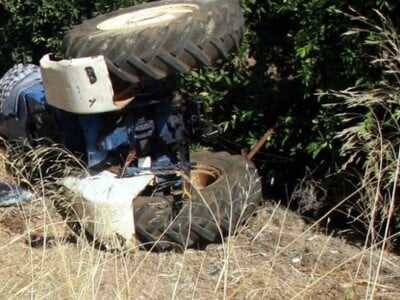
xmin=63 ymin=0 xmax=244 ymax=85
xmin=134 ymin=151 xmax=262 ymax=250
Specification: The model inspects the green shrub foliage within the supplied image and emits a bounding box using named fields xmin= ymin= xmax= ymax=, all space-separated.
xmin=0 ymin=0 xmax=146 ymax=73
xmin=181 ymin=1 xmax=399 ymax=194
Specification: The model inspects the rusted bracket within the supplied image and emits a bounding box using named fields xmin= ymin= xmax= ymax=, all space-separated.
xmin=246 ymin=128 xmax=275 ymax=161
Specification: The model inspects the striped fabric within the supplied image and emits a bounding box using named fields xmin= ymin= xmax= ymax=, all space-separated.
xmin=0 ymin=63 xmax=41 ymax=116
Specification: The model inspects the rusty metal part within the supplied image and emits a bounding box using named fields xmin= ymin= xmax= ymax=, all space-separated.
xmin=246 ymin=128 xmax=275 ymax=161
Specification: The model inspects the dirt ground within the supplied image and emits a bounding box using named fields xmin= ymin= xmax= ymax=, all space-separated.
xmin=0 ymin=194 xmax=399 ymax=299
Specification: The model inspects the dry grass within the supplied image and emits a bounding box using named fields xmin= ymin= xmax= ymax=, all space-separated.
xmin=1 ymin=198 xmax=400 ymax=299
xmin=0 ymin=145 xmax=399 ymax=299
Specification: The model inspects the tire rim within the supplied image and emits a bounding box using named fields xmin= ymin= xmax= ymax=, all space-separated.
xmin=97 ymin=4 xmax=199 ymax=30
xmin=190 ymin=163 xmax=222 ymax=189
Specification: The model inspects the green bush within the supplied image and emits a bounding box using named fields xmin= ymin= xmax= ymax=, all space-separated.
xmin=0 ymin=0 xmax=146 ymax=73
xmin=180 ymin=1 xmax=400 ymax=194
xmin=0 ymin=0 xmax=80 ymax=71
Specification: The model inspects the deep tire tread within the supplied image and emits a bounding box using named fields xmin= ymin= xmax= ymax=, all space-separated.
xmin=191 ymin=223 xmax=216 ymax=242
xmin=63 ymin=0 xmax=244 ymax=84
xmin=184 ymin=43 xmax=212 ymax=66
xmin=127 ymin=56 xmax=165 ymax=80
xmin=210 ymin=37 xmax=230 ymax=58
xmin=157 ymin=51 xmax=191 ymax=74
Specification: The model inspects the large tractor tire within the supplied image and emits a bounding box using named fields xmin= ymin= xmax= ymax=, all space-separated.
xmin=134 ymin=151 xmax=262 ymax=250
xmin=63 ymin=0 xmax=244 ymax=85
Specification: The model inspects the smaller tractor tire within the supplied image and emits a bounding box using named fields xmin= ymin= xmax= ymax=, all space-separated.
xmin=62 ymin=0 xmax=244 ymax=85
xmin=134 ymin=151 xmax=262 ymax=250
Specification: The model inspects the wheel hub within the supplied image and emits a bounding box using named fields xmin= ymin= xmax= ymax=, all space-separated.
xmin=97 ymin=4 xmax=199 ymax=30
xmin=190 ymin=163 xmax=222 ymax=189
